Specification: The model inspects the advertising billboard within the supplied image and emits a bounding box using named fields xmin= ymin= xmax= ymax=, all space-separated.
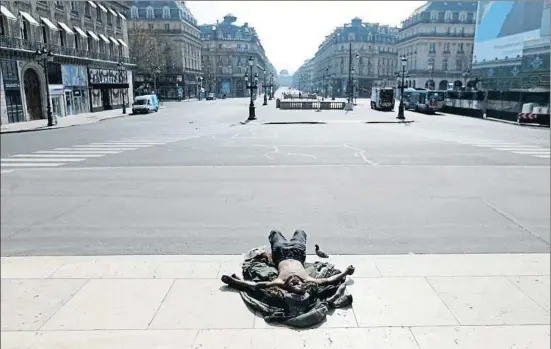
xmin=472 ymin=1 xmax=550 ymax=67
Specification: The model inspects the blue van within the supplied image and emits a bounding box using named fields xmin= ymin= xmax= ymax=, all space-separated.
xmin=132 ymin=94 xmax=159 ymax=114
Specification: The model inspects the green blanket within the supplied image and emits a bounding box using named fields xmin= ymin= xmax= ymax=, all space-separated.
xmin=237 ymin=257 xmax=353 ymax=328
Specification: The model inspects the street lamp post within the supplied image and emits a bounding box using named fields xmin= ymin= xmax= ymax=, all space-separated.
xmin=346 ymin=42 xmax=359 ymax=103
xmin=198 ymin=77 xmax=203 ymax=100
xmin=117 ymin=61 xmax=127 ymax=114
xmin=268 ymin=74 xmax=274 ymax=100
xmin=331 ymin=73 xmax=336 ymax=100
xmin=427 ymin=63 xmax=434 ymax=89
xmin=35 ymin=47 xmax=56 ymax=126
xmin=262 ymin=68 xmax=268 ymax=106
xmin=397 ymin=55 xmax=407 ymax=120
xmin=245 ymin=56 xmax=257 ymax=121
xmin=324 ymin=67 xmax=329 ymax=99
xmin=154 ymin=67 xmax=161 ymax=95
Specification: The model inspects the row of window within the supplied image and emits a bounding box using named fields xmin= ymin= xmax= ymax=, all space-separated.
xmin=400 ymin=26 xmax=471 ymax=40
xmin=401 ymin=42 xmax=470 ymax=56
xmin=400 ymin=57 xmax=467 ymax=72
xmin=143 ymin=22 xmax=200 ymax=39
xmin=130 ymin=5 xmax=196 ymax=25
xmin=46 ymin=1 xmax=124 ymax=28
xmin=2 ymin=12 xmax=126 ymax=59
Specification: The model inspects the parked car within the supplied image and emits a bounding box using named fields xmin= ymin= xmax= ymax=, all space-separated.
xmin=206 ymin=92 xmax=216 ymax=100
xmin=132 ymin=94 xmax=159 ymax=114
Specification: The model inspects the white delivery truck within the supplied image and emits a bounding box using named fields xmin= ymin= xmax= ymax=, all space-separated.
xmin=370 ymin=87 xmax=395 ymax=111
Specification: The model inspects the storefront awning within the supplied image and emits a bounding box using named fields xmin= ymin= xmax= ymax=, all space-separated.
xmin=98 ymin=33 xmax=110 ymax=43
xmin=97 ymin=3 xmax=108 ymax=13
xmin=117 ymin=39 xmax=128 ymax=47
xmin=73 ymin=26 xmax=88 ymax=38
xmin=87 ymin=1 xmax=97 ymax=8
xmin=87 ymin=31 xmax=100 ymax=41
xmin=109 ymin=36 xmax=119 ymax=46
xmin=0 ymin=5 xmax=17 ymax=20
xmin=40 ymin=17 xmax=58 ymax=30
xmin=19 ymin=11 xmax=39 ymax=26
xmin=116 ymin=12 xmax=126 ymax=20
xmin=108 ymin=8 xmax=118 ymax=17
xmin=58 ymin=22 xmax=75 ymax=35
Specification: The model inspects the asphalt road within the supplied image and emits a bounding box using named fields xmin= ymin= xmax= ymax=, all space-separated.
xmin=1 ymin=92 xmax=550 ymax=256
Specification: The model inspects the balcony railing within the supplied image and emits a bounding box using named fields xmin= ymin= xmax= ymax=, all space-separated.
xmin=400 ymin=18 xmax=476 ymax=31
xmin=398 ymin=32 xmax=474 ymax=43
xmin=0 ymin=36 xmax=132 ymax=64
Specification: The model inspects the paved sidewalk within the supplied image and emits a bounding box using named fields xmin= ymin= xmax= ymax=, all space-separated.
xmin=1 ymin=253 xmax=549 ymax=348
xmin=0 ymin=109 xmax=132 ymax=134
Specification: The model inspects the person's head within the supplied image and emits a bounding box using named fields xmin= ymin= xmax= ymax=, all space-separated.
xmin=285 ymin=275 xmax=306 ymax=295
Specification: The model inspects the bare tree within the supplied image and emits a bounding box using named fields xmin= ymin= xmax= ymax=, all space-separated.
xmin=128 ymin=23 xmax=179 ymax=75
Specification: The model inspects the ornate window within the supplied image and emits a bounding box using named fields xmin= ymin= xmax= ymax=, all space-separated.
xmin=162 ymin=6 xmax=170 ymax=19
xmin=146 ymin=6 xmax=154 ymax=19
xmin=130 ymin=6 xmax=138 ymax=19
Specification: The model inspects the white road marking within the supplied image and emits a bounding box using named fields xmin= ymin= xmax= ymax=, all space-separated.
xmin=492 ymin=147 xmax=548 ymax=151
xmin=472 ymin=143 xmax=524 ymax=147
xmin=512 ymin=151 xmax=550 ymax=155
xmin=343 ymin=144 xmax=378 ymax=166
xmin=6 ymin=164 xmax=548 ymax=171
xmin=1 ymin=169 xmax=15 ymax=174
xmin=1 ymin=158 xmax=85 ymax=162
xmin=1 ymin=163 xmax=64 ymax=167
xmin=88 ymin=143 xmax=161 ymax=146
xmin=18 ymin=154 xmax=105 ymax=158
xmin=56 ymin=147 xmax=137 ymax=151
xmin=35 ymin=150 xmax=121 ymax=154
xmin=75 ymin=144 xmax=152 ymax=148
xmin=264 ymin=145 xmax=279 ymax=160
xmin=533 ymin=155 xmax=550 ymax=158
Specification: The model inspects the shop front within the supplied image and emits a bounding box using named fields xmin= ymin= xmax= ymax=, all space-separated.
xmin=48 ymin=84 xmax=66 ymax=118
xmin=61 ymin=65 xmax=89 ymax=116
xmin=0 ymin=59 xmax=25 ymax=124
xmin=88 ymin=67 xmax=129 ymax=112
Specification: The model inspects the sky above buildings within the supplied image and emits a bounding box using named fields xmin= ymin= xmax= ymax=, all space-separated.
xmin=186 ymin=0 xmax=426 ymax=74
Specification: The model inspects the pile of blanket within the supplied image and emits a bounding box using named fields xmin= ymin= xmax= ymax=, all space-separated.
xmin=236 ymin=254 xmax=353 ymax=328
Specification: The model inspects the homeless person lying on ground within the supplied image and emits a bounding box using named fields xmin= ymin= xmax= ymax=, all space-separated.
xmin=221 ymin=230 xmax=355 ymax=326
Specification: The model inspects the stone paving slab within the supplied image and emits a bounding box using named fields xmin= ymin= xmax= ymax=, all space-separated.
xmin=1 ymin=253 xmax=549 ymax=348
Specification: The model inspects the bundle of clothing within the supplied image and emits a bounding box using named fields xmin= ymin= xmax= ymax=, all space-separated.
xmin=235 ymin=249 xmax=353 ymax=328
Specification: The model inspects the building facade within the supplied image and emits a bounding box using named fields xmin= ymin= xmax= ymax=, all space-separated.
xmin=295 ymin=18 xmax=399 ymax=98
xmin=397 ymin=1 xmax=477 ymax=90
xmin=0 ymin=0 xmax=132 ymax=125
xmin=471 ymin=0 xmax=550 ymax=91
xmin=277 ymin=69 xmax=292 ymax=87
xmin=199 ymin=14 xmax=276 ymax=98
xmin=128 ymin=1 xmax=202 ymax=100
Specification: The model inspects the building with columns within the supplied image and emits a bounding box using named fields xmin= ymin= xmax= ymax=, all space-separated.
xmin=128 ymin=1 xmax=202 ymax=100
xmin=397 ymin=1 xmax=477 ymax=90
xmin=199 ymin=14 xmax=276 ymax=98
xmin=295 ymin=18 xmax=399 ymax=98
xmin=0 ymin=0 xmax=132 ymax=125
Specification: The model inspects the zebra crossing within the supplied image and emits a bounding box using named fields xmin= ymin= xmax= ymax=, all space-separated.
xmin=420 ymin=132 xmax=550 ymax=159
xmin=0 ymin=135 xmax=193 ymax=173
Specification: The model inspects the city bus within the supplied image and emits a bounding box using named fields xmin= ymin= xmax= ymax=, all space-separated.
xmin=402 ymin=88 xmax=445 ymax=114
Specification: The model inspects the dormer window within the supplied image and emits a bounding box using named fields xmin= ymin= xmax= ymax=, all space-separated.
xmin=130 ymin=6 xmax=138 ymax=19
xmin=162 ymin=6 xmax=170 ymax=19
xmin=146 ymin=6 xmax=154 ymax=19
